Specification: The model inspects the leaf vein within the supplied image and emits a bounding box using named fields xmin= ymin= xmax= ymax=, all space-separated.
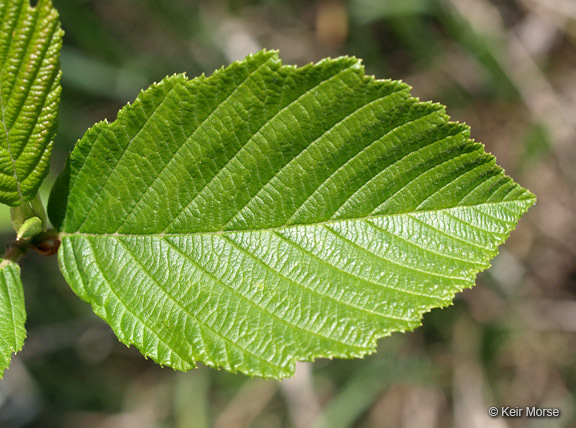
xmin=220 ymin=233 xmax=410 ymax=324
xmin=222 ymin=90 xmax=408 ymax=230
xmin=164 ymin=63 xmax=358 ymax=233
xmin=162 ymin=236 xmax=362 ymax=351
xmin=117 ymin=57 xmax=276 ymax=232
xmin=75 ymin=83 xmax=181 ymax=231
xmin=273 ymin=228 xmax=446 ymax=300
xmin=365 ymin=219 xmax=482 ymax=265
xmin=322 ymin=224 xmax=467 ymax=283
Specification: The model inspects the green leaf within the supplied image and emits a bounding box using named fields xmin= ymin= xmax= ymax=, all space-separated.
xmin=48 ymin=51 xmax=535 ymax=378
xmin=0 ymin=0 xmax=63 ymax=206
xmin=16 ymin=215 xmax=42 ymax=239
xmin=0 ymin=259 xmax=26 ymax=379
xmin=10 ymin=192 xmax=47 ymax=236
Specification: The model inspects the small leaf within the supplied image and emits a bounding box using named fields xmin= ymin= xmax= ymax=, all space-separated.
xmin=0 ymin=259 xmax=26 ymax=379
xmin=49 ymin=51 xmax=535 ymax=378
xmin=16 ymin=215 xmax=41 ymax=239
xmin=0 ymin=0 xmax=63 ymax=206
xmin=10 ymin=192 xmax=47 ymax=234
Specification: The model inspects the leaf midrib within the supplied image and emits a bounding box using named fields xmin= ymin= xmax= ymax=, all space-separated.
xmin=0 ymin=0 xmax=36 ymax=203
xmin=60 ymin=199 xmax=532 ymax=237
xmin=0 ymin=1 xmax=60 ymax=203
xmin=0 ymin=2 xmax=24 ymax=200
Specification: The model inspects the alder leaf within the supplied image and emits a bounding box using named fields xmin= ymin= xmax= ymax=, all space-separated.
xmin=48 ymin=51 xmax=535 ymax=378
xmin=0 ymin=0 xmax=63 ymax=206
xmin=0 ymin=259 xmax=26 ymax=379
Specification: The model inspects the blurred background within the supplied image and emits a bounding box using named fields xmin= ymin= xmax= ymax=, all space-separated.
xmin=1 ymin=0 xmax=575 ymax=426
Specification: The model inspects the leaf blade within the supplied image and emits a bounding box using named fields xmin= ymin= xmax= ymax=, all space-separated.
xmin=0 ymin=259 xmax=26 ymax=379
xmin=50 ymin=51 xmax=535 ymax=378
xmin=0 ymin=0 xmax=63 ymax=206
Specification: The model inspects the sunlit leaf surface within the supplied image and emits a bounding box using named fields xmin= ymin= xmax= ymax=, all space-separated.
xmin=0 ymin=0 xmax=62 ymax=205
xmin=0 ymin=259 xmax=25 ymax=378
xmin=49 ymin=51 xmax=535 ymax=378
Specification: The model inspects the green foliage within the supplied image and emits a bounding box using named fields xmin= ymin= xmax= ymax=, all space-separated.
xmin=46 ymin=51 xmax=534 ymax=378
xmin=10 ymin=192 xmax=48 ymax=236
xmin=15 ymin=215 xmax=42 ymax=239
xmin=0 ymin=0 xmax=536 ymax=383
xmin=0 ymin=259 xmax=25 ymax=379
xmin=0 ymin=0 xmax=63 ymax=206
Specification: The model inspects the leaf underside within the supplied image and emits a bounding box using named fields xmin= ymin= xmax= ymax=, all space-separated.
xmin=0 ymin=0 xmax=63 ymax=206
xmin=48 ymin=50 xmax=535 ymax=378
xmin=0 ymin=260 xmax=26 ymax=379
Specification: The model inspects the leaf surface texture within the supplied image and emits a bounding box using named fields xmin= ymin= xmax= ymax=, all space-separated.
xmin=49 ymin=51 xmax=535 ymax=378
xmin=0 ymin=260 xmax=25 ymax=379
xmin=0 ymin=0 xmax=62 ymax=205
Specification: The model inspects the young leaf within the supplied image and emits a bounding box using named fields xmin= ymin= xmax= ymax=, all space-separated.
xmin=16 ymin=215 xmax=42 ymax=239
xmin=48 ymin=51 xmax=535 ymax=378
xmin=0 ymin=0 xmax=63 ymax=206
xmin=0 ymin=259 xmax=26 ymax=379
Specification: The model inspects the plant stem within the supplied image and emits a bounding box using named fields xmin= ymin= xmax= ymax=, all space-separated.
xmin=2 ymin=228 xmax=61 ymax=263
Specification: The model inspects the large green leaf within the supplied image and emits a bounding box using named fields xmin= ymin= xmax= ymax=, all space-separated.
xmin=0 ymin=259 xmax=26 ymax=379
xmin=48 ymin=51 xmax=535 ymax=378
xmin=0 ymin=0 xmax=63 ymax=206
